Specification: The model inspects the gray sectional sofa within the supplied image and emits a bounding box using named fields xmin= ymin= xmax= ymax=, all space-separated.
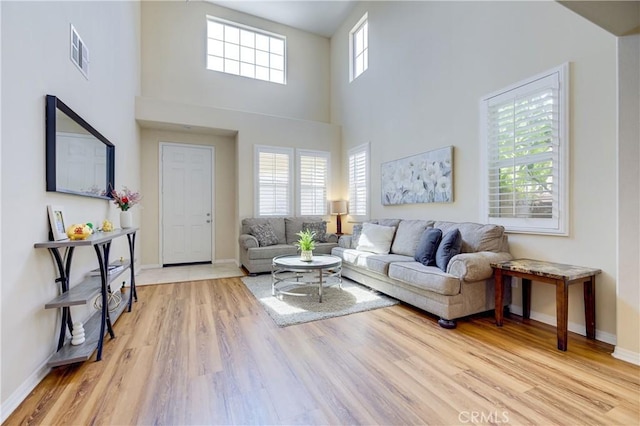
xmin=239 ymin=216 xmax=338 ymax=274
xmin=331 ymin=219 xmax=512 ymax=328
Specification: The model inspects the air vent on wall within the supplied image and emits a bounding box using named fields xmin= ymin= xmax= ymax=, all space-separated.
xmin=70 ymin=24 xmax=89 ymax=78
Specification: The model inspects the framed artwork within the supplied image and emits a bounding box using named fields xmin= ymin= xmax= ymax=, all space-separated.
xmin=381 ymin=146 xmax=453 ymax=205
xmin=47 ymin=205 xmax=68 ymax=241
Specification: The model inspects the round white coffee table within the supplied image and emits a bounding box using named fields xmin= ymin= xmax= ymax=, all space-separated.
xmin=271 ymin=254 xmax=342 ymax=303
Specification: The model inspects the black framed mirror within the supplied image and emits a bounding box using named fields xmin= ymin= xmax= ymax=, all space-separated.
xmin=45 ymin=95 xmax=115 ymax=199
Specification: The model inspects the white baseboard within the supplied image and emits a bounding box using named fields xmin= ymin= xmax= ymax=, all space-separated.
xmin=612 ymin=347 xmax=640 ymax=366
xmin=508 ymin=304 xmax=617 ymax=345
xmin=1 ymin=360 xmax=50 ymax=423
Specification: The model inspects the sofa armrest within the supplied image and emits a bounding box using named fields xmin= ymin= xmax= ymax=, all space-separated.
xmin=239 ymin=234 xmax=259 ymax=250
xmin=447 ymin=251 xmax=513 ymax=282
xmin=338 ymin=235 xmax=352 ymax=248
xmin=325 ymin=233 xmax=338 ymax=243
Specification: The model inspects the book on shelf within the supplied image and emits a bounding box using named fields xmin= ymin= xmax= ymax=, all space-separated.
xmin=88 ymin=264 xmax=126 ymax=277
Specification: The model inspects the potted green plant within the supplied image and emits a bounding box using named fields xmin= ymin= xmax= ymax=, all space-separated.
xmin=295 ymin=229 xmax=316 ymax=261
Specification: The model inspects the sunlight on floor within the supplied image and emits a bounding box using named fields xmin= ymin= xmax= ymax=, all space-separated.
xmin=136 ymin=262 xmax=245 ymax=285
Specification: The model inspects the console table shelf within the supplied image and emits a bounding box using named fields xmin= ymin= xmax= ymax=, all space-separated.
xmin=35 ymin=228 xmax=138 ymax=367
xmin=47 ymin=288 xmax=130 ymax=367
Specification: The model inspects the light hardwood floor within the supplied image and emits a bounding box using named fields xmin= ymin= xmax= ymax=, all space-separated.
xmin=5 ymin=277 xmax=640 ymax=425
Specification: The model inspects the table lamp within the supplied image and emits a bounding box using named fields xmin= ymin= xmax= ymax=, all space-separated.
xmin=330 ymin=200 xmax=348 ymax=235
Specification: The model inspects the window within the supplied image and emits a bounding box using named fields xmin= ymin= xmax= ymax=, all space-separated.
xmin=70 ymin=24 xmax=89 ymax=78
xmin=255 ymin=146 xmax=293 ymax=216
xmin=348 ymin=143 xmax=369 ymax=218
xmin=297 ymin=150 xmax=330 ymax=216
xmin=207 ymin=16 xmax=286 ymax=84
xmin=481 ymin=64 xmax=569 ymax=235
xmin=349 ymin=13 xmax=368 ymax=81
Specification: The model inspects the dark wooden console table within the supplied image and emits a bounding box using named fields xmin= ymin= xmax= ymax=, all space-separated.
xmin=492 ymin=258 xmax=601 ymax=351
xmin=35 ymin=228 xmax=138 ymax=366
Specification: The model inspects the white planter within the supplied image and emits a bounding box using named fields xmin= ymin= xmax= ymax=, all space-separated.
xmin=300 ymin=250 xmax=313 ymax=261
xmin=120 ymin=210 xmax=132 ymax=229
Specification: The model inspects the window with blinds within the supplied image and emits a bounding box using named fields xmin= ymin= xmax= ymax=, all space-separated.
xmin=349 ymin=13 xmax=368 ymax=82
xmin=207 ymin=16 xmax=286 ymax=85
xmin=297 ymin=150 xmax=330 ymax=216
xmin=481 ymin=64 xmax=569 ymax=235
xmin=255 ymin=146 xmax=293 ymax=216
xmin=348 ymin=143 xmax=369 ymax=217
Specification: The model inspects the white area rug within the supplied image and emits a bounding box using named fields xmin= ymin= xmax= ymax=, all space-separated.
xmin=241 ymin=274 xmax=399 ymax=327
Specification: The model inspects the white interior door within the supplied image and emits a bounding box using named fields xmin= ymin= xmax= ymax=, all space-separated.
xmin=161 ymin=143 xmax=213 ymax=265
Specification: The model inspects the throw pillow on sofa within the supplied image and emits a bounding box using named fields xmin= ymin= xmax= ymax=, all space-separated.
xmin=351 ymin=224 xmax=363 ymax=249
xmin=414 ymin=228 xmax=443 ymax=266
xmin=302 ymin=221 xmax=328 ymax=242
xmin=435 ymin=229 xmax=462 ymax=271
xmin=250 ymin=223 xmax=280 ymax=247
xmin=357 ymin=222 xmax=396 ymax=254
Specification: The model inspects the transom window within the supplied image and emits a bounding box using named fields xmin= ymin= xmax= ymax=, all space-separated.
xmin=207 ymin=16 xmax=286 ymax=84
xmin=481 ymin=64 xmax=569 ymax=235
xmin=349 ymin=13 xmax=368 ymax=81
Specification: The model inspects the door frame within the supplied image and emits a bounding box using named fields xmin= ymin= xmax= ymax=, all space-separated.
xmin=158 ymin=142 xmax=216 ymax=265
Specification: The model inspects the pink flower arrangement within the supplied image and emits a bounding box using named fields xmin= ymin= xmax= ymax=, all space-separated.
xmin=111 ymin=187 xmax=142 ymax=211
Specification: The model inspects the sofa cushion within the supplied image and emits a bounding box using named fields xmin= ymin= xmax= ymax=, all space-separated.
xmin=302 ymin=221 xmax=328 ymax=243
xmin=370 ymin=218 xmax=402 ymax=228
xmin=357 ymin=223 xmax=396 ymax=254
xmin=284 ymin=217 xmax=323 ymax=244
xmin=414 ymin=228 xmax=443 ymax=266
xmin=243 ymin=218 xmax=286 ymax=244
xmin=391 ymin=219 xmax=433 ymax=257
xmin=250 ymin=223 xmax=280 ymax=247
xmin=436 ymin=229 xmax=462 ymax=271
xmin=434 ymin=221 xmax=505 ymax=253
xmin=247 ymin=244 xmax=297 ymax=260
xmin=388 ymin=262 xmax=461 ymax=296
xmin=356 ymin=253 xmax=415 ymax=275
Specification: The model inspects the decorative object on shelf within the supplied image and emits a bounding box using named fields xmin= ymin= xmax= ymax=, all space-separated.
xmin=71 ymin=322 xmax=85 ymax=345
xmin=47 ymin=205 xmax=68 ymax=241
xmin=111 ymin=186 xmax=142 ymax=229
xmin=93 ymin=291 xmax=122 ymax=313
xmin=102 ymin=219 xmax=114 ymax=232
xmin=330 ymin=200 xmax=348 ymax=235
xmin=381 ymin=145 xmax=453 ymax=205
xmin=66 ymin=223 xmax=92 ymax=240
xmin=295 ymin=229 xmax=316 ymax=261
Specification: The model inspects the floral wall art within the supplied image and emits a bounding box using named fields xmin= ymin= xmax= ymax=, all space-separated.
xmin=381 ymin=146 xmax=453 ymax=205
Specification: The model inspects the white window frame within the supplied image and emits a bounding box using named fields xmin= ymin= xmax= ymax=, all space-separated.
xmin=206 ymin=15 xmax=287 ymax=85
xmin=348 ymin=143 xmax=370 ymax=220
xmin=349 ymin=12 xmax=368 ymax=82
xmin=296 ymin=149 xmax=331 ymax=216
xmin=254 ymin=145 xmax=293 ymax=217
xmin=480 ymin=63 xmax=569 ymax=235
xmin=70 ymin=24 xmax=89 ymax=79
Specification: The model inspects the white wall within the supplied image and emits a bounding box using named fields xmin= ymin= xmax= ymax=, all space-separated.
xmin=331 ymin=1 xmax=619 ymax=341
xmin=1 ymin=0 xmax=140 ymax=416
xmin=615 ymin=34 xmax=640 ymax=363
xmin=138 ymin=0 xmax=342 ymax=263
xmin=142 ymin=0 xmax=331 ymax=123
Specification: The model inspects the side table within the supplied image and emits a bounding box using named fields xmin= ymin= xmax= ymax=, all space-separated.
xmin=492 ymin=258 xmax=601 ymax=351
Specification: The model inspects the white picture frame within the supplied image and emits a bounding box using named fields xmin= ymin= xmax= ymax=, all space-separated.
xmin=47 ymin=205 xmax=68 ymax=241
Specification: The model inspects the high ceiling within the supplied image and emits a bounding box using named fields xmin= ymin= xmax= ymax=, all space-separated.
xmin=207 ymin=0 xmax=357 ymax=38
xmin=208 ymin=0 xmax=639 ymax=38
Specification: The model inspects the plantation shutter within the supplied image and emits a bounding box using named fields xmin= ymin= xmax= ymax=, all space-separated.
xmin=485 ymin=72 xmax=561 ymax=230
xmin=256 ymin=147 xmax=292 ymax=216
xmin=298 ymin=151 xmax=329 ymax=215
xmin=348 ymin=146 xmax=368 ymax=216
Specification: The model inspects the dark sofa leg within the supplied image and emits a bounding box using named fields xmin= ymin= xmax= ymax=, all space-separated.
xmin=438 ymin=318 xmax=457 ymax=329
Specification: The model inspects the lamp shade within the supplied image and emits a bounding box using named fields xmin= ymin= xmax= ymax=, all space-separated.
xmin=330 ymin=200 xmax=348 ymax=215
